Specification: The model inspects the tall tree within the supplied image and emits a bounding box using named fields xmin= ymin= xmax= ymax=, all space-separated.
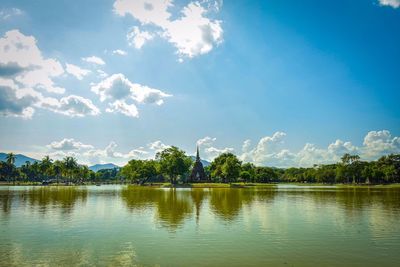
xmin=210 ymin=153 xmax=241 ymax=183
xmin=156 ymin=146 xmax=192 ymax=185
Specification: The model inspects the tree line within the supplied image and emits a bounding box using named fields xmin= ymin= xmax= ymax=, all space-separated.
xmin=0 ymin=154 xmax=116 ymax=184
xmin=1 ymin=147 xmax=399 ymax=184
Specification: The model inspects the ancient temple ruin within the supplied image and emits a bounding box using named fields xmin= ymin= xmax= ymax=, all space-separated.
xmin=188 ymin=146 xmax=209 ymax=183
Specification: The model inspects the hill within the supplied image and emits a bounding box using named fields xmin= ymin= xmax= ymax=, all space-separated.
xmin=89 ymin=163 xmax=119 ymax=172
xmin=0 ymin=153 xmax=38 ymax=167
xmin=190 ymin=156 xmax=211 ymax=167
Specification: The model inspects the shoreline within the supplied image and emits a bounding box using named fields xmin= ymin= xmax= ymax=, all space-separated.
xmin=1 ymin=182 xmax=400 ymax=188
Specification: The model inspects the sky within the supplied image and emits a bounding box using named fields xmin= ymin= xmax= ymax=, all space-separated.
xmin=0 ymin=0 xmax=399 ymax=167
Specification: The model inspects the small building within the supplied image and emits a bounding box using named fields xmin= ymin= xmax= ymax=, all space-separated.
xmin=188 ymin=146 xmax=209 ymax=183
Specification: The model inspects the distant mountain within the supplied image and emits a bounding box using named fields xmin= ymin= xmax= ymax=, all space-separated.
xmin=190 ymin=156 xmax=211 ymax=167
xmin=0 ymin=153 xmax=38 ymax=167
xmin=89 ymin=163 xmax=119 ymax=172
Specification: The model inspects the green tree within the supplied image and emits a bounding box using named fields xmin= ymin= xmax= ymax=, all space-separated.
xmin=210 ymin=153 xmax=241 ymax=183
xmin=52 ymin=160 xmax=63 ymax=184
xmin=239 ymin=171 xmax=251 ymax=183
xmin=40 ymin=155 xmax=53 ymax=180
xmin=121 ymin=159 xmax=157 ymax=184
xmin=255 ymin=167 xmax=278 ymax=183
xmin=156 ymin=146 xmax=192 ymax=185
xmin=241 ymin=162 xmax=256 ymax=182
xmin=62 ymin=156 xmax=78 ymax=183
xmin=5 ymin=153 xmax=17 ymax=184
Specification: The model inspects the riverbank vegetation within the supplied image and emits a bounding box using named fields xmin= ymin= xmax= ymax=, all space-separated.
xmin=1 ymin=147 xmax=399 ymax=185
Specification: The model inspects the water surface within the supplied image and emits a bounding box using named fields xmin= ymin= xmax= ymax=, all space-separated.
xmin=1 ymin=185 xmax=399 ymax=266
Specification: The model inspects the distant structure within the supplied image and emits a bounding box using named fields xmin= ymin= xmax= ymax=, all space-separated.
xmin=188 ymin=146 xmax=209 ymax=183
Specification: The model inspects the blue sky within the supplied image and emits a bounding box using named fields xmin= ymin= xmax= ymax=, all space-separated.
xmin=0 ymin=0 xmax=399 ymax=167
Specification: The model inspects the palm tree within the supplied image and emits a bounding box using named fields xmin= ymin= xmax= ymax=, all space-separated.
xmin=63 ymin=156 xmax=78 ymax=183
xmin=5 ymin=153 xmax=16 ymax=184
xmin=40 ymin=155 xmax=53 ymax=180
xmin=53 ymin=160 xmax=63 ymax=184
xmin=6 ymin=153 xmax=16 ymax=166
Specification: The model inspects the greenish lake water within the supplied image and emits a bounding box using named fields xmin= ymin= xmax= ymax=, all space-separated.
xmin=1 ymin=185 xmax=400 ymax=266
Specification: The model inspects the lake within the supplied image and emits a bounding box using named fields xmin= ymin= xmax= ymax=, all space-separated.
xmin=1 ymin=185 xmax=400 ymax=266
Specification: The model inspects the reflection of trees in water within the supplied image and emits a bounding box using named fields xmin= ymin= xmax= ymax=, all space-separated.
xmin=0 ymin=189 xmax=13 ymax=215
xmin=24 ymin=187 xmax=88 ymax=214
xmin=280 ymin=187 xmax=400 ymax=220
xmin=156 ymin=190 xmax=193 ymax=229
xmin=0 ymin=187 xmax=88 ymax=215
xmin=191 ymin=189 xmax=207 ymax=224
xmin=209 ymin=188 xmax=277 ymax=221
xmin=121 ymin=186 xmax=163 ymax=211
xmin=121 ymin=187 xmax=193 ymax=230
xmin=121 ymin=187 xmax=279 ymax=228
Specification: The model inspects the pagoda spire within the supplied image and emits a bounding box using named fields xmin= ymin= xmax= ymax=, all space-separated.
xmin=196 ymin=145 xmax=200 ymax=161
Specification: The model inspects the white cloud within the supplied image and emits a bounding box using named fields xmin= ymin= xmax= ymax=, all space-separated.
xmin=379 ymin=0 xmax=400 ymax=8
xmin=65 ymin=63 xmax=91 ymax=80
xmin=197 ymin=136 xmax=216 ymax=146
xmin=47 ymin=138 xmax=93 ymax=150
xmin=147 ymin=140 xmax=170 ymax=152
xmin=112 ymin=49 xmax=128 ymax=56
xmin=114 ymin=0 xmax=223 ymax=59
xmin=196 ymin=136 xmax=234 ymax=160
xmin=91 ymin=74 xmax=132 ymax=102
xmin=242 ymin=139 xmax=252 ymax=152
xmin=36 ymin=130 xmax=400 ymax=166
xmin=362 ymin=130 xmax=400 ymax=159
xmin=163 ymin=2 xmax=223 ymax=58
xmin=106 ymin=100 xmax=139 ymax=118
xmin=0 ymin=29 xmax=65 ymax=94
xmin=240 ymin=132 xmax=286 ymax=165
xmin=0 ymin=8 xmax=23 ymax=20
xmin=0 ymin=76 xmax=100 ymax=119
xmin=82 ymin=141 xmax=152 ymax=164
xmin=0 ymin=78 xmax=36 ymax=119
xmin=82 ymin=56 xmax=105 ymax=65
xmin=113 ymin=0 xmax=173 ymax=26
xmin=91 ymin=73 xmax=171 ymax=117
xmin=127 ymin=26 xmax=154 ymax=49
xmin=54 ymin=95 xmax=100 ymax=117
xmin=239 ymin=130 xmax=400 ymax=168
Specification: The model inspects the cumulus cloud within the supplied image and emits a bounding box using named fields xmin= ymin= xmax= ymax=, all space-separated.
xmin=52 ymin=95 xmax=100 ymax=117
xmin=0 ymin=30 xmax=100 ymax=119
xmin=82 ymin=56 xmax=105 ymax=65
xmin=45 ymin=140 xmax=152 ymax=164
xmin=196 ymin=136 xmax=234 ymax=160
xmin=379 ymin=0 xmax=400 ymax=8
xmin=65 ymin=63 xmax=91 ymax=80
xmin=127 ymin=26 xmax=154 ymax=49
xmin=91 ymin=73 xmax=171 ymax=117
xmin=0 ymin=78 xmax=36 ymax=119
xmin=147 ymin=140 xmax=170 ymax=152
xmin=114 ymin=0 xmax=223 ymax=59
xmin=240 ymin=132 xmax=288 ymax=166
xmin=84 ymin=141 xmax=151 ymax=163
xmin=112 ymin=49 xmax=127 ymax=56
xmin=39 ymin=130 xmax=400 ymax=166
xmin=362 ymin=130 xmax=400 ymax=159
xmin=106 ymin=100 xmax=139 ymax=118
xmin=197 ymin=136 xmax=216 ymax=146
xmin=47 ymin=138 xmax=93 ymax=150
xmin=239 ymin=130 xmax=400 ymax=168
xmin=0 ymin=29 xmax=65 ymax=94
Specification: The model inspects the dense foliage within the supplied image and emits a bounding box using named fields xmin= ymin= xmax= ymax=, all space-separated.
xmin=1 ymin=150 xmax=400 ymax=184
xmin=0 ymin=153 xmax=119 ymax=184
